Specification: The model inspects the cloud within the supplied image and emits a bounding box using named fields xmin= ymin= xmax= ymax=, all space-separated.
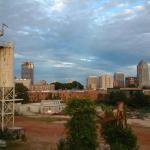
xmin=17 ymin=30 xmax=29 ymax=35
xmin=51 ymin=0 xmax=69 ymax=12
xmin=0 ymin=0 xmax=150 ymax=85
xmin=14 ymin=53 xmax=26 ymax=59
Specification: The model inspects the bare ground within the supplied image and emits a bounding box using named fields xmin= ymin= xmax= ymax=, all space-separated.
xmin=3 ymin=116 xmax=150 ymax=150
xmin=5 ymin=116 xmax=66 ymax=150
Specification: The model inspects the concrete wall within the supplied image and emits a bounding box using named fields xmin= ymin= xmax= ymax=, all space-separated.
xmin=15 ymin=100 xmax=65 ymax=115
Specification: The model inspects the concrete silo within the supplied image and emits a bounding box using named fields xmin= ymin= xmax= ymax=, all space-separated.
xmin=0 ymin=42 xmax=15 ymax=131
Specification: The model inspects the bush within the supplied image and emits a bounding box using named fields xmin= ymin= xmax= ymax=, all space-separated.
xmin=102 ymin=121 xmax=138 ymax=150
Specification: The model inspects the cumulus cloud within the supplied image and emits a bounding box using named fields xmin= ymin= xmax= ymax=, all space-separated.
xmin=0 ymin=0 xmax=150 ymax=85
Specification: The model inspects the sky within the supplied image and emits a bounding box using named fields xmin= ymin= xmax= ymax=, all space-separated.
xmin=0 ymin=0 xmax=150 ymax=85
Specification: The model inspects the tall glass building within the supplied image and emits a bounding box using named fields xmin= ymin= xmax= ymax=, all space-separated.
xmin=137 ymin=60 xmax=149 ymax=87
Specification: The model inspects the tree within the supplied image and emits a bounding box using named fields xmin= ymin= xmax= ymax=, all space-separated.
xmin=103 ymin=91 xmax=127 ymax=106
xmin=54 ymin=82 xmax=65 ymax=90
xmin=15 ymin=83 xmax=29 ymax=103
xmin=53 ymin=81 xmax=84 ymax=90
xmin=127 ymin=93 xmax=150 ymax=108
xmin=71 ymin=81 xmax=84 ymax=90
xmin=102 ymin=120 xmax=138 ymax=150
xmin=59 ymin=98 xmax=98 ymax=150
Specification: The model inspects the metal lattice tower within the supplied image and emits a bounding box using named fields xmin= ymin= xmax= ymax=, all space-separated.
xmin=0 ymin=42 xmax=15 ymax=131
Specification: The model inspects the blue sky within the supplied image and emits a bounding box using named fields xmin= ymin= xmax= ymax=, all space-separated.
xmin=0 ymin=0 xmax=150 ymax=85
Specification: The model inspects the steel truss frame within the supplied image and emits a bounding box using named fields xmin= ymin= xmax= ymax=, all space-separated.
xmin=0 ymin=87 xmax=15 ymax=131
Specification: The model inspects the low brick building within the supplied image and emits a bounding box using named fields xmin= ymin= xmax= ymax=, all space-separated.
xmin=28 ymin=90 xmax=106 ymax=102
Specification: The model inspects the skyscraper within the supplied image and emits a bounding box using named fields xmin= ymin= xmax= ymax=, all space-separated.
xmin=114 ymin=72 xmax=124 ymax=88
xmin=137 ymin=60 xmax=149 ymax=87
xmin=99 ymin=74 xmax=113 ymax=90
xmin=86 ymin=76 xmax=98 ymax=90
xmin=21 ymin=61 xmax=34 ymax=84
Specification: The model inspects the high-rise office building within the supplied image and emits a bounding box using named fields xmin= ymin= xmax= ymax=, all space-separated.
xmin=99 ymin=74 xmax=113 ymax=90
xmin=137 ymin=60 xmax=149 ymax=87
xmin=21 ymin=61 xmax=34 ymax=84
xmin=114 ymin=72 xmax=124 ymax=88
xmin=86 ymin=76 xmax=98 ymax=90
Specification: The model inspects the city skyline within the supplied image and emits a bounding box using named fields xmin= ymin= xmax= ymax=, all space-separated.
xmin=0 ymin=0 xmax=150 ymax=84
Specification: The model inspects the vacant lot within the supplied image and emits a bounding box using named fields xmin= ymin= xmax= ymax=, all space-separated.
xmin=4 ymin=116 xmax=150 ymax=150
xmin=6 ymin=116 xmax=66 ymax=150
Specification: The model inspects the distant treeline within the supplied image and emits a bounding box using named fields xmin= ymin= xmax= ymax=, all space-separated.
xmin=97 ymin=91 xmax=150 ymax=109
xmin=52 ymin=81 xmax=84 ymax=90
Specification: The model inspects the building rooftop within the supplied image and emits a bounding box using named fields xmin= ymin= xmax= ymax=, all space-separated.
xmin=138 ymin=59 xmax=148 ymax=65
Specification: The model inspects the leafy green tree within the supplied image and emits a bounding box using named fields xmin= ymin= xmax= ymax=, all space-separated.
xmin=54 ymin=82 xmax=65 ymax=90
xmin=53 ymin=81 xmax=84 ymax=90
xmin=71 ymin=81 xmax=84 ymax=90
xmin=58 ymin=98 xmax=98 ymax=150
xmin=104 ymin=91 xmax=127 ymax=106
xmin=15 ymin=83 xmax=29 ymax=103
xmin=101 ymin=91 xmax=150 ymax=109
xmin=102 ymin=121 xmax=138 ymax=150
xmin=127 ymin=93 xmax=150 ymax=108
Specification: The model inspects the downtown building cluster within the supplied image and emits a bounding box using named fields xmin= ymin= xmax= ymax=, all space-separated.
xmin=87 ymin=60 xmax=150 ymax=90
xmin=15 ymin=60 xmax=150 ymax=103
xmin=15 ymin=61 xmax=34 ymax=89
xmin=15 ymin=61 xmax=55 ymax=91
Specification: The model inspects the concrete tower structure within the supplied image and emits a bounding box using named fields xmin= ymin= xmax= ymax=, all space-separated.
xmin=0 ymin=42 xmax=15 ymax=131
xmin=114 ymin=72 xmax=124 ymax=88
xmin=99 ymin=74 xmax=113 ymax=90
xmin=21 ymin=61 xmax=34 ymax=84
xmin=86 ymin=76 xmax=98 ymax=90
xmin=137 ymin=60 xmax=149 ymax=87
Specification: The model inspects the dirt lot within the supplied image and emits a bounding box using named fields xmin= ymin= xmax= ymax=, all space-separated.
xmin=132 ymin=125 xmax=150 ymax=150
xmin=6 ymin=116 xmax=66 ymax=150
xmin=4 ymin=116 xmax=150 ymax=150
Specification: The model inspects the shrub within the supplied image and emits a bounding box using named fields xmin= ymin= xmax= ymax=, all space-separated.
xmin=102 ymin=121 xmax=138 ymax=150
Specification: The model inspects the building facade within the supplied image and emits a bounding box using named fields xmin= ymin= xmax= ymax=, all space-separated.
xmin=86 ymin=76 xmax=98 ymax=90
xmin=137 ymin=60 xmax=149 ymax=87
xmin=114 ymin=72 xmax=124 ymax=88
xmin=21 ymin=61 xmax=34 ymax=84
xmin=28 ymin=90 xmax=106 ymax=102
xmin=125 ymin=77 xmax=138 ymax=87
xmin=15 ymin=78 xmax=31 ymax=89
xmin=30 ymin=80 xmax=55 ymax=91
xmin=99 ymin=74 xmax=113 ymax=90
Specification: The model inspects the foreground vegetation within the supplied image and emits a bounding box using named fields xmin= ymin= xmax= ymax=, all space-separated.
xmin=102 ymin=120 xmax=138 ymax=150
xmin=58 ymin=98 xmax=98 ymax=150
xmin=97 ymin=91 xmax=150 ymax=109
xmin=58 ymin=98 xmax=138 ymax=150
